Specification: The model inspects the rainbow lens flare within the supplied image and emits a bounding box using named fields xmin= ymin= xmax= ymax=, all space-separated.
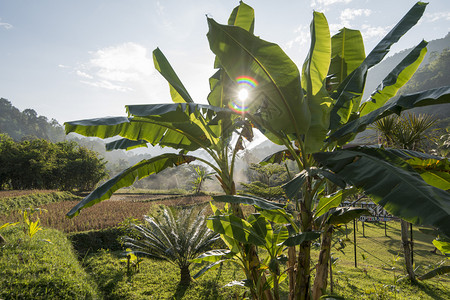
xmin=236 ymin=76 xmax=259 ymax=88
xmin=228 ymin=100 xmax=248 ymax=113
xmin=229 ymin=76 xmax=259 ymax=114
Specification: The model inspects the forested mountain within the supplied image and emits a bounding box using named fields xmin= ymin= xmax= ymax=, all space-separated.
xmin=0 ymin=98 xmax=65 ymax=141
xmin=364 ymin=32 xmax=450 ymax=100
xmin=396 ymin=48 xmax=450 ymax=117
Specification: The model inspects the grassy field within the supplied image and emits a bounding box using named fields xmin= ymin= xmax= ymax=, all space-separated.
xmin=0 ymin=226 xmax=99 ymax=299
xmin=322 ymin=222 xmax=449 ymax=299
xmin=80 ymin=220 xmax=448 ymax=299
xmin=0 ymin=190 xmax=448 ymax=299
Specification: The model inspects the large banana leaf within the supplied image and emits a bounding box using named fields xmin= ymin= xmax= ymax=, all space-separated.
xmin=213 ymin=194 xmax=284 ymax=210
xmin=208 ymin=2 xmax=255 ymax=143
xmin=261 ymin=149 xmax=300 ymax=164
xmin=360 ymin=40 xmax=428 ymax=115
xmin=282 ymin=169 xmax=308 ymax=200
xmin=66 ymin=115 xmax=205 ymax=152
xmin=326 ymin=207 xmax=367 ymax=225
xmin=302 ymin=12 xmax=332 ymax=153
xmin=433 ymin=239 xmax=450 ymax=258
xmin=207 ymin=17 xmax=310 ymax=141
xmin=283 ymin=231 xmax=321 ymax=247
xmin=328 ymin=28 xmax=365 ymax=93
xmin=227 ymin=1 xmax=254 ymax=34
xmin=282 ymin=167 xmax=346 ymax=200
xmin=207 ymin=214 xmax=266 ymax=246
xmin=314 ymin=187 xmax=358 ymax=218
xmin=211 ymin=1 xmax=255 ymax=70
xmin=313 ymin=148 xmax=450 ymax=236
xmin=386 ymin=149 xmax=450 ymax=190
xmin=329 ymin=2 xmax=427 ymax=129
xmin=65 ymin=103 xmax=229 ymax=151
xmin=67 ymin=153 xmax=197 ymax=217
xmin=153 ymin=48 xmax=193 ymax=103
xmin=105 ymin=138 xmax=148 ymax=151
xmin=192 ymin=249 xmax=234 ymax=264
xmin=327 ymin=86 xmax=450 ymax=142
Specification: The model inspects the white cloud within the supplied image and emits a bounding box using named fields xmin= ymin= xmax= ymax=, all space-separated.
xmin=424 ymin=12 xmax=450 ymax=22
xmin=340 ymin=8 xmax=371 ymax=26
xmin=286 ymin=25 xmax=310 ymax=49
xmin=76 ymin=70 xmax=93 ymax=79
xmin=76 ymin=42 xmax=154 ymax=92
xmin=0 ymin=18 xmax=12 ymax=29
xmin=329 ymin=8 xmax=373 ymax=36
xmin=311 ymin=0 xmax=352 ymax=10
xmin=361 ymin=24 xmax=391 ymax=40
xmin=80 ymin=80 xmax=132 ymax=92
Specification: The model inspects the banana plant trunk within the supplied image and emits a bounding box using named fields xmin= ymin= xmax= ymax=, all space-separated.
xmin=230 ymin=190 xmax=273 ymax=300
xmin=312 ymin=224 xmax=333 ymax=300
xmin=288 ymin=246 xmax=297 ymax=300
xmin=401 ymin=219 xmax=416 ymax=282
xmin=296 ymin=200 xmax=313 ymax=300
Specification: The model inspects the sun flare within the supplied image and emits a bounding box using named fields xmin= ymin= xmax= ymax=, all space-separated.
xmin=238 ymin=89 xmax=249 ymax=101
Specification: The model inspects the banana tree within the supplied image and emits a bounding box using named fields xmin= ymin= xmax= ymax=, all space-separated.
xmin=206 ymin=1 xmax=450 ymax=299
xmin=193 ymin=199 xmax=293 ymax=300
xmin=64 ymin=1 xmax=450 ymax=299
xmin=193 ymin=193 xmax=366 ymax=300
xmin=65 ymin=2 xmax=275 ymax=298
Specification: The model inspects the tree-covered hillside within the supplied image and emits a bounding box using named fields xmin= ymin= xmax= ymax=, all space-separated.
xmin=0 ymin=98 xmax=65 ymax=141
xmin=364 ymin=32 xmax=450 ymax=99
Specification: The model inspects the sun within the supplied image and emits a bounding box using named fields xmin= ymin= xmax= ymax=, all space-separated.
xmin=238 ymin=88 xmax=249 ymax=101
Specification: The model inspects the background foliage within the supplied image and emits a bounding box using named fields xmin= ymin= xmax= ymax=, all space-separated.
xmin=0 ymin=134 xmax=107 ymax=191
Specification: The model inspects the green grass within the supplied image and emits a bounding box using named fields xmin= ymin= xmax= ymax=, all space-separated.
xmin=1 ymin=192 xmax=448 ymax=299
xmin=82 ymin=220 xmax=449 ymax=299
xmin=318 ymin=221 xmax=450 ymax=299
xmin=0 ymin=191 xmax=80 ymax=215
xmin=84 ymin=249 xmax=246 ymax=300
xmin=0 ymin=226 xmax=99 ymax=299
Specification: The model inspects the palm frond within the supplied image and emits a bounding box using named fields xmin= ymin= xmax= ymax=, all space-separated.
xmin=123 ymin=206 xmax=219 ymax=270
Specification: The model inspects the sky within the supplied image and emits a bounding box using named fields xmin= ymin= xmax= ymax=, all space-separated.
xmin=0 ymin=0 xmax=449 ymax=124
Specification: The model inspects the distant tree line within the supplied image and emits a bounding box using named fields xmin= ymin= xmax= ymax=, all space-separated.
xmin=0 ymin=98 xmax=65 ymax=142
xmin=0 ymin=134 xmax=108 ymax=191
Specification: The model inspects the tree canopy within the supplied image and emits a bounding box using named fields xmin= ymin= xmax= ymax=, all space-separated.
xmin=0 ymin=134 xmax=107 ymax=191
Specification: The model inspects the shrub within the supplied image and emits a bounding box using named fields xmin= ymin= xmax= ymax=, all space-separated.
xmin=123 ymin=206 xmax=219 ymax=285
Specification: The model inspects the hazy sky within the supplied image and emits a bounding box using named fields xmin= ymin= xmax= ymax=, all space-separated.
xmin=1 ymin=0 xmax=449 ymax=124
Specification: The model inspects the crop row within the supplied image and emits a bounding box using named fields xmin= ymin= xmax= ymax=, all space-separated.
xmin=0 ymin=191 xmax=80 ymax=216
xmin=0 ymin=195 xmax=214 ymax=233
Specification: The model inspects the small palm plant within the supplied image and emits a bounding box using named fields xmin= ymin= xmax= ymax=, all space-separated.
xmin=192 ymin=166 xmax=215 ymax=195
xmin=122 ymin=206 xmax=219 ymax=285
